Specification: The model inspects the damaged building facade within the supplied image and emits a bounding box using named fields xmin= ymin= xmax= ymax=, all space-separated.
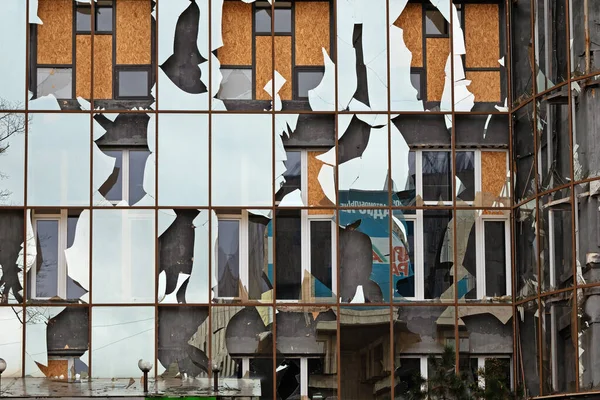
xmin=0 ymin=0 xmax=598 ymax=399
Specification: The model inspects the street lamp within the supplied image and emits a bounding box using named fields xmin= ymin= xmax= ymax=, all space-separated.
xmin=137 ymin=359 xmax=152 ymax=394
xmin=211 ymin=362 xmax=221 ymax=393
xmin=0 ymin=358 xmax=6 ymax=396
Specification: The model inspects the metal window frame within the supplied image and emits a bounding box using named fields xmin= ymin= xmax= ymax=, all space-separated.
xmin=214 ymin=212 xmax=248 ymax=301
xmin=30 ymin=209 xmax=70 ymax=300
xmin=476 ymin=215 xmax=512 ymax=298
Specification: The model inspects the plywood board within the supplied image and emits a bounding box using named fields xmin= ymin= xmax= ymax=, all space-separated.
xmin=116 ymin=0 xmax=151 ymax=65
xmin=466 ymin=71 xmax=501 ymax=102
xmin=76 ymin=35 xmax=91 ymax=99
xmin=37 ymin=0 xmax=73 ymax=64
xmin=295 ymin=2 xmax=330 ymax=66
xmin=219 ymin=1 xmax=253 ymax=65
xmin=308 ymin=151 xmax=335 ymax=213
xmin=465 ymin=4 xmax=500 ymax=68
xmin=426 ymin=38 xmax=448 ymax=101
xmin=393 ymin=3 xmax=422 ymax=67
xmin=93 ymin=35 xmax=113 ymax=99
xmin=255 ymin=36 xmax=292 ymax=100
xmin=481 ymin=151 xmax=507 ymax=207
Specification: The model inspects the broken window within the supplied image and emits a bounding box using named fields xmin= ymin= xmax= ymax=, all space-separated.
xmin=540 ymin=189 xmax=573 ymax=292
xmin=425 ymin=9 xmax=449 ymax=36
xmin=0 ymin=307 xmax=23 ymax=376
xmin=569 ymin=0 xmax=600 ymax=77
xmin=26 ymin=306 xmax=89 ymax=379
xmin=274 ymin=210 xmax=302 ymax=301
xmin=515 ymin=201 xmax=538 ymax=300
xmin=158 ymin=306 xmax=209 ymax=377
xmin=0 ymin=210 xmax=25 ymax=304
xmin=212 ymin=306 xmax=273 ymax=397
xmin=541 ymin=297 xmax=576 ymax=394
xmin=275 ymin=150 xmax=301 ymax=203
xmin=97 ymin=149 xmax=150 ymax=206
xmin=513 ymin=102 xmax=535 ymax=203
xmin=516 ymin=300 xmax=540 ymax=396
xmin=214 ymin=211 xmax=271 ymax=302
xmin=91 ymin=209 xmax=155 ymax=304
xmin=91 ymin=306 xmax=154 ymax=378
xmin=26 ymin=209 xmax=87 ymax=302
xmin=341 ymin=307 xmax=391 ymax=397
xmin=537 ymin=88 xmax=571 ymax=192
xmin=422 ymin=151 xmax=452 ymax=203
xmin=511 ymin=0 xmax=534 ymax=104
xmin=0 ymin=1 xmax=26 ymax=109
xmin=217 ymin=68 xmax=253 ymax=100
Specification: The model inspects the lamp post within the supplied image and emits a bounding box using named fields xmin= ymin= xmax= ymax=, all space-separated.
xmin=137 ymin=359 xmax=152 ymax=394
xmin=0 ymin=358 xmax=6 ymax=396
xmin=211 ymin=362 xmax=221 ymax=393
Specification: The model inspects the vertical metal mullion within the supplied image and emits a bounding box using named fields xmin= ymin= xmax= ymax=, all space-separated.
xmin=270 ymin=2 xmax=277 ymax=399
xmin=21 ymin=0 xmax=31 ymax=379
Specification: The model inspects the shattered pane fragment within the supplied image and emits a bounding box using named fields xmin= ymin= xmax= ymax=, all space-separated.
xmin=217 ymin=69 xmax=252 ymax=100
xmin=36 ymin=68 xmax=73 ymax=99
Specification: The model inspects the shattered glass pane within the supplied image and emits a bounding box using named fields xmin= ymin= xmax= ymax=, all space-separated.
xmin=98 ymin=150 xmax=123 ymax=202
xmin=540 ymin=189 xmax=573 ymax=292
xmin=516 ymin=300 xmax=540 ymax=397
xmin=515 ymin=200 xmax=538 ymax=300
xmin=91 ymin=306 xmax=154 ymax=378
xmin=217 ymin=69 xmax=252 ymax=100
xmin=92 ymin=209 xmax=155 ymax=304
xmin=0 ymin=210 xmax=24 ymax=303
xmin=276 ymin=308 xmax=338 ymax=399
xmin=26 ymin=307 xmax=89 ymax=379
xmin=339 ymin=209 xmax=389 ymax=303
xmin=513 ymin=102 xmax=535 ymax=203
xmin=455 ymin=151 xmax=475 ymax=203
xmin=33 ymin=220 xmax=59 ymax=299
xmin=158 ymin=306 xmax=209 ymax=377
xmin=537 ymin=89 xmax=571 ymax=191
xmin=540 ymin=296 xmax=576 ymax=394
xmin=340 ymin=306 xmax=391 ymax=395
xmin=511 ymin=0 xmax=533 ymax=104
xmin=27 ymin=114 xmax=90 ymax=207
xmin=393 ymin=210 xmax=415 ymax=299
xmin=534 ymin=0 xmax=568 ymax=91
xmin=570 ymin=0 xmax=600 ymax=77
xmin=275 ymin=151 xmax=301 ymax=203
xmin=212 ymin=306 xmax=274 ymax=397
xmin=36 ymin=68 xmax=72 ymax=99
xmin=0 ymin=112 xmax=26 ymax=205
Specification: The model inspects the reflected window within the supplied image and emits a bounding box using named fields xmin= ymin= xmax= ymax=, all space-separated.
xmin=254 ymin=2 xmax=292 ymax=33
xmin=28 ymin=209 xmax=83 ymax=300
xmin=483 ymin=219 xmax=509 ymax=298
xmin=456 ymin=151 xmax=475 ymax=202
xmin=410 ymin=71 xmax=422 ymax=100
xmin=309 ymin=219 xmax=335 ymax=298
xmin=217 ymin=68 xmax=252 ymax=100
xmin=422 ymin=151 xmax=452 ymax=202
xmin=217 ymin=218 xmax=241 ymax=298
xmin=116 ymin=69 xmax=150 ymax=99
xmin=296 ymin=69 xmax=324 ymax=99
xmin=98 ymin=149 xmax=150 ymax=205
xmin=36 ymin=68 xmax=72 ymax=99
xmin=76 ymin=1 xmax=113 ymax=33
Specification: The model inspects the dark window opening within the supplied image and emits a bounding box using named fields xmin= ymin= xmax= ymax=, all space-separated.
xmin=484 ymin=220 xmax=507 ymax=297
xmin=422 ymin=151 xmax=452 ymax=202
xmin=310 ymin=220 xmax=332 ymax=295
xmin=425 ymin=9 xmax=448 ymax=35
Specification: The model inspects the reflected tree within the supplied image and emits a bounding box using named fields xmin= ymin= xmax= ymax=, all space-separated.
xmin=0 ymin=99 xmax=29 ymax=200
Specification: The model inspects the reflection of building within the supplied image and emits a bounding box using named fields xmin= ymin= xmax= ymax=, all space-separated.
xmin=0 ymin=0 xmax=599 ymax=399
